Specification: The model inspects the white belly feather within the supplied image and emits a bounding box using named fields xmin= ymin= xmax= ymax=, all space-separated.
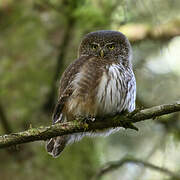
xmin=96 ymin=64 xmax=136 ymax=115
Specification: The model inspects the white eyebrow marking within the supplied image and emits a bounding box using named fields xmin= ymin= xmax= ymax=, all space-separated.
xmin=105 ymin=42 xmax=115 ymax=46
xmin=91 ymin=42 xmax=100 ymax=46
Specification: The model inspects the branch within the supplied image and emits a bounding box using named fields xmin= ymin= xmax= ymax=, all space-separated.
xmin=92 ymin=156 xmax=180 ymax=180
xmin=0 ymin=102 xmax=180 ymax=148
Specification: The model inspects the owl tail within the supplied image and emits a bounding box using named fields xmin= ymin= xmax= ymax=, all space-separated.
xmin=46 ymin=135 xmax=69 ymax=158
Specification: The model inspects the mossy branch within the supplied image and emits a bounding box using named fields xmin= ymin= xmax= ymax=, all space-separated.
xmin=0 ymin=101 xmax=180 ymax=148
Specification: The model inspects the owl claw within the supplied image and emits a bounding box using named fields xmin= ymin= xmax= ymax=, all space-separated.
xmin=121 ymin=121 xmax=138 ymax=131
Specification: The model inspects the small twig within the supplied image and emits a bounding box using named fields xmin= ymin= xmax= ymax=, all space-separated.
xmin=92 ymin=157 xmax=180 ymax=180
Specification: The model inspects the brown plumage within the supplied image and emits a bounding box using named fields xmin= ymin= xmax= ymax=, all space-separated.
xmin=46 ymin=30 xmax=136 ymax=157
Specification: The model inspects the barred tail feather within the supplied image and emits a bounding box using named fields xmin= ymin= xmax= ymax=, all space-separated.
xmin=46 ymin=135 xmax=69 ymax=158
xmin=46 ymin=110 xmax=68 ymax=158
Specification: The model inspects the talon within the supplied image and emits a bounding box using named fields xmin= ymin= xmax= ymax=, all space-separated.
xmin=84 ymin=116 xmax=96 ymax=123
xmin=121 ymin=121 xmax=138 ymax=131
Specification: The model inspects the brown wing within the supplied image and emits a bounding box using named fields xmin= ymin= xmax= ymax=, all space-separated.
xmin=52 ymin=56 xmax=91 ymax=124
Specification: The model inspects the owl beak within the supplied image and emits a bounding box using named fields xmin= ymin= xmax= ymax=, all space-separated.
xmin=100 ymin=50 xmax=104 ymax=58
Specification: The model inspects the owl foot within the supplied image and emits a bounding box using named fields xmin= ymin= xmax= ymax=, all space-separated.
xmin=84 ymin=116 xmax=96 ymax=123
xmin=116 ymin=111 xmax=138 ymax=131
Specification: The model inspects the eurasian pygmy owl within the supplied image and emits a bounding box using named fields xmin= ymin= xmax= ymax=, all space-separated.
xmin=46 ymin=30 xmax=136 ymax=157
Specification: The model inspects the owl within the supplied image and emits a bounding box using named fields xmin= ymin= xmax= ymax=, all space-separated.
xmin=46 ymin=30 xmax=136 ymax=157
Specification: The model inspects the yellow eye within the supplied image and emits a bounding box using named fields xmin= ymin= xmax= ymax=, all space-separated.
xmin=107 ymin=44 xmax=115 ymax=50
xmin=91 ymin=44 xmax=98 ymax=50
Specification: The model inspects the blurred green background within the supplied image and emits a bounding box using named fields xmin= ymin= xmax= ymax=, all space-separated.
xmin=0 ymin=0 xmax=180 ymax=180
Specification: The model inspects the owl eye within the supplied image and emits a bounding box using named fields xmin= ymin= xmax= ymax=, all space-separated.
xmin=91 ymin=44 xmax=98 ymax=50
xmin=107 ymin=44 xmax=115 ymax=50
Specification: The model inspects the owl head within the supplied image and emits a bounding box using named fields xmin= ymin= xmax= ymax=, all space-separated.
xmin=78 ymin=30 xmax=132 ymax=67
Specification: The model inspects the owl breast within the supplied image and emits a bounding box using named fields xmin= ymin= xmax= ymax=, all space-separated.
xmin=96 ymin=63 xmax=136 ymax=116
xmin=66 ymin=60 xmax=136 ymax=119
